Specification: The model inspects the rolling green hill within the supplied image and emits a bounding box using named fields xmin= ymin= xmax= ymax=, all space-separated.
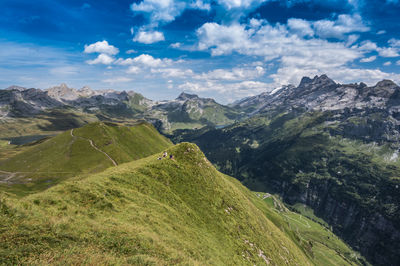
xmin=0 ymin=121 xmax=172 ymax=195
xmin=0 ymin=143 xmax=363 ymax=265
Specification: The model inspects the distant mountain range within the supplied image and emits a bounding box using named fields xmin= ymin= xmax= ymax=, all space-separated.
xmin=0 ymin=84 xmax=239 ymax=132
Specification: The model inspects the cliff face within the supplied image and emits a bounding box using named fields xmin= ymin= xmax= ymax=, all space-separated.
xmin=283 ymin=179 xmax=400 ymax=266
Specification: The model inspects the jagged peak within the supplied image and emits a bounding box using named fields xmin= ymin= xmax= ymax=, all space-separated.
xmin=374 ymin=79 xmax=398 ymax=88
xmin=298 ymin=76 xmax=313 ymax=87
xmin=176 ymin=92 xmax=199 ymax=101
xmin=298 ymin=74 xmax=336 ymax=88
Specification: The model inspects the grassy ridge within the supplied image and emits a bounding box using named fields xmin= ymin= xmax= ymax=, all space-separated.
xmin=0 ymin=143 xmax=313 ymax=265
xmin=73 ymin=122 xmax=172 ymax=164
xmin=0 ymin=122 xmax=172 ymax=196
xmin=0 ymin=143 xmax=363 ymax=265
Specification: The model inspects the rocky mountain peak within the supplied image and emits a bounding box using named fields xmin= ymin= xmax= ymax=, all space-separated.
xmin=311 ymin=74 xmax=336 ymax=86
xmin=5 ymin=85 xmax=27 ymax=91
xmin=176 ymin=92 xmax=199 ymax=101
xmin=298 ymin=77 xmax=313 ymax=88
xmin=375 ymin=79 xmax=398 ymax=89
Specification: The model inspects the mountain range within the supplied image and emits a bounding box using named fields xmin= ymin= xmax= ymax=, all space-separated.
xmin=1 ymin=75 xmax=400 ymax=265
xmin=0 ymin=84 xmax=239 ymax=134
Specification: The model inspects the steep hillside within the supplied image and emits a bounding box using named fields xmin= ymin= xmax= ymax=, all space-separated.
xmin=0 ymin=121 xmax=172 ymax=195
xmin=175 ymin=75 xmax=400 ymax=265
xmin=0 ymin=143 xmax=362 ymax=265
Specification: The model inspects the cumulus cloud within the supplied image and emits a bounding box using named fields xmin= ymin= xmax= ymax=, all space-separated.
xmin=287 ymin=18 xmax=314 ymax=37
xmin=384 ymin=61 xmax=392 ymax=66
xmin=195 ymin=16 xmax=400 ymax=87
xmin=131 ymin=0 xmax=210 ymax=27
xmin=115 ymin=54 xmax=176 ymax=72
xmin=86 ymin=53 xmax=115 ymax=65
xmin=84 ymin=40 xmax=119 ymax=55
xmin=378 ymin=47 xmax=400 ymax=57
xmin=133 ymin=30 xmax=165 ymax=44
xmin=132 ymin=54 xmax=172 ymax=67
xmin=360 ymin=55 xmax=376 ymax=62
xmin=312 ymin=14 xmax=369 ymax=39
xmin=196 ymin=19 xmax=362 ymax=62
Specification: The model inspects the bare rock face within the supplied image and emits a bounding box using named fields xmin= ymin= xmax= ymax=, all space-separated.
xmin=233 ymin=75 xmax=400 ymax=113
xmin=0 ymin=87 xmax=62 ymax=117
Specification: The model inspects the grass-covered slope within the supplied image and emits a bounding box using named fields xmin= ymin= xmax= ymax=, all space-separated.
xmin=0 ymin=143 xmax=361 ymax=265
xmin=0 ymin=121 xmax=172 ymax=195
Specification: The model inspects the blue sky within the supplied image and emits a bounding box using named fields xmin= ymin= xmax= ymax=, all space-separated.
xmin=1 ymin=0 xmax=400 ymax=103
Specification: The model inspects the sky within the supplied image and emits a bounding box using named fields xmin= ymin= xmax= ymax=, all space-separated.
xmin=1 ymin=0 xmax=400 ymax=103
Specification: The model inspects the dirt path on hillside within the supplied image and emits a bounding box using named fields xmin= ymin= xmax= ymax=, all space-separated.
xmin=70 ymin=129 xmax=117 ymax=166
xmin=0 ymin=170 xmax=16 ymax=183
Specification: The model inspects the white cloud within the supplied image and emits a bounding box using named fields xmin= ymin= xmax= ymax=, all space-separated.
xmin=360 ymin=55 xmax=376 ymax=62
xmin=397 ymin=60 xmax=400 ymax=65
xmin=86 ymin=53 xmax=115 ymax=65
xmin=356 ymin=40 xmax=399 ymax=58
xmin=151 ymin=68 xmax=193 ymax=78
xmin=191 ymin=0 xmax=211 ymax=10
xmin=357 ymin=40 xmax=378 ymax=51
xmin=170 ymin=42 xmax=182 ymax=48
xmin=131 ymin=0 xmax=210 ymax=27
xmin=115 ymin=54 xmax=175 ymax=67
xmin=133 ymin=30 xmax=165 ymax=44
xmin=377 ymin=30 xmax=386 ymax=35
xmin=216 ymin=0 xmax=267 ymax=10
xmin=196 ymin=19 xmax=362 ymax=62
xmin=384 ymin=61 xmax=392 ymax=66
xmin=126 ymin=66 xmax=141 ymax=74
xmin=84 ymin=40 xmax=119 ymax=55
xmin=389 ymin=38 xmax=400 ymax=47
xmin=102 ymin=77 xmax=133 ymax=83
xmin=287 ymin=18 xmax=314 ymax=37
xmin=126 ymin=49 xmax=137 ymax=54
xmin=132 ymin=54 xmax=172 ymax=67
xmin=312 ymin=14 xmax=369 ymax=39
xmin=377 ymin=47 xmax=400 ymax=57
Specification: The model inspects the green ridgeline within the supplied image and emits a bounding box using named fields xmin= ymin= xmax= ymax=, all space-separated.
xmin=0 ymin=121 xmax=172 ymax=196
xmin=0 ymin=143 xmax=363 ymax=265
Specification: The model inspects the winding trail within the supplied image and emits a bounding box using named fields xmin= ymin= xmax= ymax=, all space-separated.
xmin=70 ymin=129 xmax=117 ymax=166
xmin=0 ymin=170 xmax=16 ymax=183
